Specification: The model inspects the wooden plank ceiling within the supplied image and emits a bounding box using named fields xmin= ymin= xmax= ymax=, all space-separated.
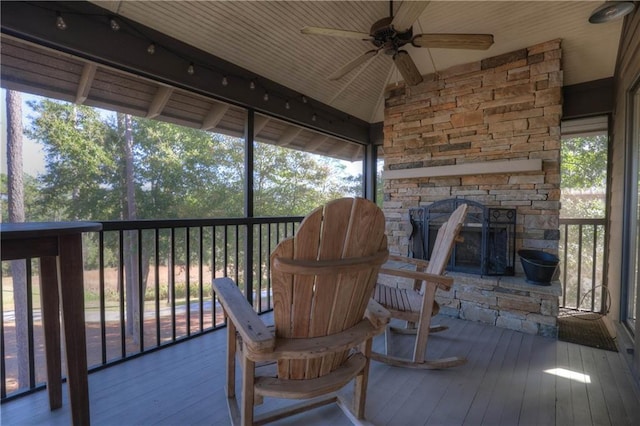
xmin=90 ymin=0 xmax=624 ymax=123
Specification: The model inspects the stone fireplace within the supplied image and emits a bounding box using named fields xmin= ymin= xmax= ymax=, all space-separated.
xmin=382 ymin=40 xmax=562 ymax=337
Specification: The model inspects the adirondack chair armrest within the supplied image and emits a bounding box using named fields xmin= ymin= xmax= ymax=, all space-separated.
xmin=254 ymin=319 xmax=383 ymax=362
xmin=365 ymin=298 xmax=391 ymax=329
xmin=378 ymin=265 xmax=454 ymax=290
xmin=212 ymin=277 xmax=275 ymax=354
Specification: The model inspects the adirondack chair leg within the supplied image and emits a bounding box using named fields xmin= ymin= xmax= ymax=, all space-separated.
xmin=353 ymin=338 xmax=373 ymax=419
xmin=241 ymin=355 xmax=255 ymax=426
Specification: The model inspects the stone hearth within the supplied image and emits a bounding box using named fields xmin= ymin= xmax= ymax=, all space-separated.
xmin=437 ymin=273 xmax=561 ymax=337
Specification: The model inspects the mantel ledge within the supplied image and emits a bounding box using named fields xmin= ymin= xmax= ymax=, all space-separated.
xmin=384 ymin=158 xmax=542 ymax=180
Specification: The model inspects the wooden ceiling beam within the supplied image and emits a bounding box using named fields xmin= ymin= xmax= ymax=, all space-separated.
xmin=332 ymin=141 xmax=362 ymax=161
xmin=306 ymin=135 xmax=329 ymax=152
xmin=254 ymin=115 xmax=270 ymax=136
xmin=147 ymin=86 xmax=173 ymax=119
xmin=201 ymin=103 xmax=230 ymax=130
xmin=351 ymin=144 xmax=365 ymax=161
xmin=278 ymin=127 xmax=303 ymax=146
xmin=75 ymin=62 xmax=97 ymax=104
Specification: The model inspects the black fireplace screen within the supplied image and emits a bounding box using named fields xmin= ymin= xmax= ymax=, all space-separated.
xmin=409 ymin=199 xmax=516 ymax=276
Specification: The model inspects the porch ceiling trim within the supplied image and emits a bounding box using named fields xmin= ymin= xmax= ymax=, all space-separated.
xmin=0 ymin=0 xmax=371 ymax=145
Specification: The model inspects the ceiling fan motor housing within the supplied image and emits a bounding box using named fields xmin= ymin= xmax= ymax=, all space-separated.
xmin=370 ymin=16 xmax=413 ymax=54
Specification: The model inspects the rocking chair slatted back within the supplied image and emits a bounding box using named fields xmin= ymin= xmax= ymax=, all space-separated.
xmin=425 ymin=202 xmax=468 ymax=278
xmin=271 ymin=197 xmax=387 ymax=380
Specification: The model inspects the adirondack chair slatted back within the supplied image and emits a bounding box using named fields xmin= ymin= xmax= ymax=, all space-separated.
xmin=425 ymin=203 xmax=468 ymax=278
xmin=270 ymin=198 xmax=388 ymax=380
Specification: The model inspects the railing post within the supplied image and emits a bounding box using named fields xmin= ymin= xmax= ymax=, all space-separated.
xmin=559 ymin=218 xmax=607 ymax=312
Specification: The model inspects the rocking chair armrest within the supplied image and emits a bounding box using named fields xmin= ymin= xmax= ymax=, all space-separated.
xmin=387 ymin=254 xmax=430 ymax=270
xmin=365 ymin=298 xmax=391 ymax=329
xmin=212 ymin=277 xmax=274 ymax=354
xmin=378 ymin=266 xmax=454 ymax=290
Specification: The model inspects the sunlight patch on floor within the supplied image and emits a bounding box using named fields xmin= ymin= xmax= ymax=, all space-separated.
xmin=544 ymin=367 xmax=591 ymax=383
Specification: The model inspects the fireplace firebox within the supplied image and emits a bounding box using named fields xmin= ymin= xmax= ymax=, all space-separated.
xmin=409 ymin=199 xmax=516 ymax=276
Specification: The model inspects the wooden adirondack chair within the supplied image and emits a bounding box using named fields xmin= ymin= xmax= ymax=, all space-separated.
xmin=371 ymin=203 xmax=468 ymax=369
xmin=212 ymin=198 xmax=390 ymax=426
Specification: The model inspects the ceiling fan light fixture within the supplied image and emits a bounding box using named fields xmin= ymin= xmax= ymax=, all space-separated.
xmin=589 ymin=1 xmax=635 ymax=24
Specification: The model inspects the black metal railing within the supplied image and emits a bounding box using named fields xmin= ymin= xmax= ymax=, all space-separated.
xmin=1 ymin=215 xmax=609 ymax=401
xmin=1 ymin=216 xmax=302 ymax=401
xmin=558 ymin=218 xmax=607 ymax=313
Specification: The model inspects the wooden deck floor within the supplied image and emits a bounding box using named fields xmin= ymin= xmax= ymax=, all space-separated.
xmin=2 ymin=315 xmax=639 ymax=425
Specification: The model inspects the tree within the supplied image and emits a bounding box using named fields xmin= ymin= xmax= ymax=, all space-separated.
xmin=254 ymin=143 xmax=359 ymax=216
xmin=561 ymin=134 xmax=608 ymax=189
xmin=120 ymin=113 xmax=140 ymax=339
xmin=27 ymin=99 xmax=119 ymax=221
xmin=5 ymin=89 xmax=29 ymax=388
xmin=560 ymin=134 xmax=607 ymax=219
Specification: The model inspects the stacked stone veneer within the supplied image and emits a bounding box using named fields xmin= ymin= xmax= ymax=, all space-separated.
xmin=383 ymin=40 xmax=563 ymax=337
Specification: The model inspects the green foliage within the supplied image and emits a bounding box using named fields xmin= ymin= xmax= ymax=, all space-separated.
xmin=376 ymin=158 xmax=384 ymax=207
xmin=559 ymin=133 xmax=608 ymax=311
xmin=560 ymin=193 xmax=605 ymax=219
xmin=561 ymin=135 xmax=607 ymax=189
xmin=560 ymin=134 xmax=607 ymax=219
xmin=26 ymin=99 xmax=120 ymax=220
xmin=254 ymin=143 xmax=361 ymax=216
xmin=132 ymin=118 xmax=245 ymax=218
xmin=23 ymin=98 xmax=361 ymax=222
xmin=0 ymin=173 xmax=44 ymax=222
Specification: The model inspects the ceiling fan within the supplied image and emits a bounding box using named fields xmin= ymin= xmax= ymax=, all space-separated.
xmin=301 ymin=1 xmax=494 ymax=86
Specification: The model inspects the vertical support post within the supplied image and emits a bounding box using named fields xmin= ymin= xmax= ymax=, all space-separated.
xmin=244 ymin=109 xmax=255 ymax=306
xmin=364 ymin=143 xmax=377 ymax=202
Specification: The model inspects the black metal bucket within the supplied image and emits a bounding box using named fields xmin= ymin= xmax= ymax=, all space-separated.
xmin=518 ymin=249 xmax=559 ymax=286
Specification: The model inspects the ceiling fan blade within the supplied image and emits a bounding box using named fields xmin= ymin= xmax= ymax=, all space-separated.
xmin=301 ymin=26 xmax=371 ymax=41
xmin=391 ymin=1 xmax=431 ymax=32
xmin=329 ymin=50 xmax=379 ymax=80
xmin=393 ymin=50 xmax=423 ymax=86
xmin=412 ymin=34 xmax=494 ymax=50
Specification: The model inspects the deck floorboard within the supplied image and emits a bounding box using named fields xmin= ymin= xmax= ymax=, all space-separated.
xmin=2 ymin=315 xmax=639 ymax=425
